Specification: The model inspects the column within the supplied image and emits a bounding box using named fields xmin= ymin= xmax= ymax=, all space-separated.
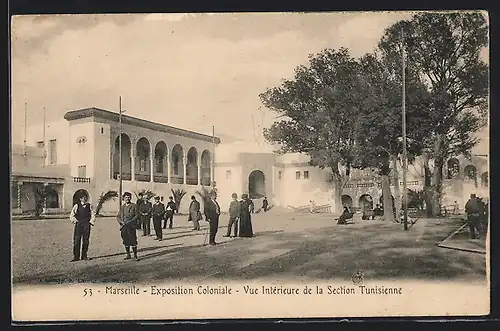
xmin=150 ymin=141 xmax=155 ymax=183
xmin=17 ymin=181 xmax=23 ymax=211
xmin=182 ymin=153 xmax=187 ymax=185
xmin=131 ymin=138 xmax=136 ymax=181
xmin=42 ymin=182 xmax=48 ymax=214
xmin=167 ymin=153 xmax=171 ymax=183
xmin=197 ymin=154 xmax=202 ymax=185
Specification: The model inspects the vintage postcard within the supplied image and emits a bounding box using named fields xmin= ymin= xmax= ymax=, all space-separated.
xmin=10 ymin=11 xmax=489 ymax=322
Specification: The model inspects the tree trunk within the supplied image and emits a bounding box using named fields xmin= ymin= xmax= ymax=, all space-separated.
xmin=391 ymin=155 xmax=401 ymax=223
xmin=332 ymin=172 xmax=343 ymax=215
xmin=381 ymin=175 xmax=395 ymax=222
xmin=430 ymin=135 xmax=445 ymax=216
xmin=422 ymin=153 xmax=433 ymax=217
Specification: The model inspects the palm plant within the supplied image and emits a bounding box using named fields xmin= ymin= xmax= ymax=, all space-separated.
xmin=134 ymin=189 xmax=156 ymax=201
xmin=171 ymin=188 xmax=186 ymax=213
xmin=33 ymin=185 xmax=58 ymax=218
xmin=195 ymin=186 xmax=213 ymax=205
xmin=95 ymin=190 xmax=119 ymax=216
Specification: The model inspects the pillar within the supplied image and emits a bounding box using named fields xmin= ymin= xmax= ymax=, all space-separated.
xmin=167 ymin=153 xmax=171 ymax=183
xmin=17 ymin=181 xmax=22 ymax=211
xmin=42 ymin=182 xmax=49 ymax=214
xmin=197 ymin=154 xmax=202 ymax=185
xmin=150 ymin=141 xmax=154 ymax=183
xmin=131 ymin=138 xmax=136 ymax=181
xmin=182 ymin=153 xmax=187 ymax=185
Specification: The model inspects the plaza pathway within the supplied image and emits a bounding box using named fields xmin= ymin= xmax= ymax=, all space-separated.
xmin=11 ymin=210 xmax=487 ymax=285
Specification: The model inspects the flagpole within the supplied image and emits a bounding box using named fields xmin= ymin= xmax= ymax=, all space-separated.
xmin=119 ymin=96 xmax=123 ymax=208
xmin=42 ymin=106 xmax=46 ymax=167
xmin=211 ymin=125 xmax=215 ymax=190
xmin=23 ymin=102 xmax=27 ymax=156
xmin=401 ymin=27 xmax=409 ymax=231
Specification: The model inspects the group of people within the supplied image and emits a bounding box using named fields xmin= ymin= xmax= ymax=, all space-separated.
xmin=464 ymin=193 xmax=489 ymax=240
xmin=70 ymin=190 xmax=257 ymax=262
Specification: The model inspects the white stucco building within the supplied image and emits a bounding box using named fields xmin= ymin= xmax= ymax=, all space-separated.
xmin=11 ymin=107 xmax=489 ymax=216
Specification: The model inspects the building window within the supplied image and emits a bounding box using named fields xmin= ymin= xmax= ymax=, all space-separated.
xmin=49 ymin=139 xmax=57 ymax=164
xmin=173 ymin=155 xmax=179 ymax=175
xmin=296 ymin=171 xmax=301 ymax=180
xmin=140 ymin=159 xmax=147 ymax=172
xmin=155 ymin=157 xmax=164 ymax=173
xmin=36 ymin=141 xmax=44 ymax=149
xmin=304 ymin=171 xmax=309 ymax=179
xmin=101 ymin=127 xmax=104 ymax=134
xmin=226 ymin=170 xmax=232 ymax=179
xmin=78 ymin=165 xmax=87 ymax=178
xmin=278 ymin=171 xmax=282 ymax=179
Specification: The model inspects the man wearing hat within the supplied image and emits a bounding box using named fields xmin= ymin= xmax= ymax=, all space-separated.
xmin=164 ymin=196 xmax=177 ymax=229
xmin=464 ymin=193 xmax=481 ymax=239
xmin=139 ymin=194 xmax=153 ymax=236
xmin=204 ymin=190 xmax=221 ymax=245
xmin=152 ymin=196 xmax=165 ymax=240
xmin=69 ymin=194 xmax=95 ymax=262
xmin=117 ymin=192 xmax=140 ymax=260
xmin=188 ymin=195 xmax=202 ymax=231
xmin=224 ymin=193 xmax=240 ymax=238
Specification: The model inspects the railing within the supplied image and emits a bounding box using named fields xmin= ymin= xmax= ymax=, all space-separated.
xmin=113 ymin=172 xmax=131 ymax=181
xmin=135 ymin=174 xmax=150 ymax=182
xmin=153 ymin=175 xmax=168 ymax=183
xmin=186 ymin=177 xmax=198 ymax=186
xmin=291 ymin=204 xmax=332 ymax=213
xmin=73 ymin=177 xmax=90 ymax=183
xmin=171 ymin=176 xmax=183 ymax=184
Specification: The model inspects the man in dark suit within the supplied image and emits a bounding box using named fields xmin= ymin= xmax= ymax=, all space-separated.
xmin=139 ymin=195 xmax=153 ymax=236
xmin=69 ymin=194 xmax=95 ymax=261
xmin=204 ymin=190 xmax=221 ymax=245
xmin=152 ymin=196 xmax=165 ymax=240
xmin=224 ymin=193 xmax=240 ymax=238
xmin=164 ymin=196 xmax=177 ymax=229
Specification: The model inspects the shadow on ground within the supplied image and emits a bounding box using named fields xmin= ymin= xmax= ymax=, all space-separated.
xmin=13 ymin=217 xmax=486 ymax=285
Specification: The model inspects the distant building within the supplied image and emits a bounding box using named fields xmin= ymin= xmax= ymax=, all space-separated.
xmin=11 ymin=107 xmax=489 ymax=215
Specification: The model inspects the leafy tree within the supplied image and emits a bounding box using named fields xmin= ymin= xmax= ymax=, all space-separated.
xmin=354 ymin=52 xmax=433 ymax=222
xmin=260 ymin=48 xmax=365 ymax=212
xmin=379 ymin=13 xmax=488 ymax=216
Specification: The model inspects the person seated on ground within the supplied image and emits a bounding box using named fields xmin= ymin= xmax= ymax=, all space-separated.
xmin=337 ymin=206 xmax=354 ymax=225
xmin=373 ymin=204 xmax=383 ymax=217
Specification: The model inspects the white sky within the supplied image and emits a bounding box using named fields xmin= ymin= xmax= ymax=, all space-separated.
xmin=10 ymin=12 xmax=488 ymax=150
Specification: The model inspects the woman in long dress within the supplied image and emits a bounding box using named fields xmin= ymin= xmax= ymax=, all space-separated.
xmin=239 ymin=194 xmax=254 ymax=237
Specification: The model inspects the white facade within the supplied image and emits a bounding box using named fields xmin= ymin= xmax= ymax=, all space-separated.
xmin=14 ymin=108 xmax=489 ymax=216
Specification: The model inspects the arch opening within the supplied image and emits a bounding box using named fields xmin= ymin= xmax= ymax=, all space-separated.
xmin=154 ymin=141 xmax=168 ymax=183
xmin=249 ymin=170 xmax=266 ymax=199
xmin=447 ymin=158 xmax=460 ymax=179
xmin=200 ymin=150 xmax=211 ymax=186
xmin=358 ymin=194 xmax=373 ymax=211
xmin=72 ymin=189 xmax=90 ymax=206
xmin=171 ymin=144 xmax=184 ymax=184
xmin=186 ymin=147 xmax=198 ymax=185
xmin=113 ymin=134 xmax=132 ymax=180
xmin=481 ymin=172 xmax=488 ymax=187
xmin=341 ymin=195 xmax=353 ymax=209
xmin=136 ymin=137 xmax=151 ymax=182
